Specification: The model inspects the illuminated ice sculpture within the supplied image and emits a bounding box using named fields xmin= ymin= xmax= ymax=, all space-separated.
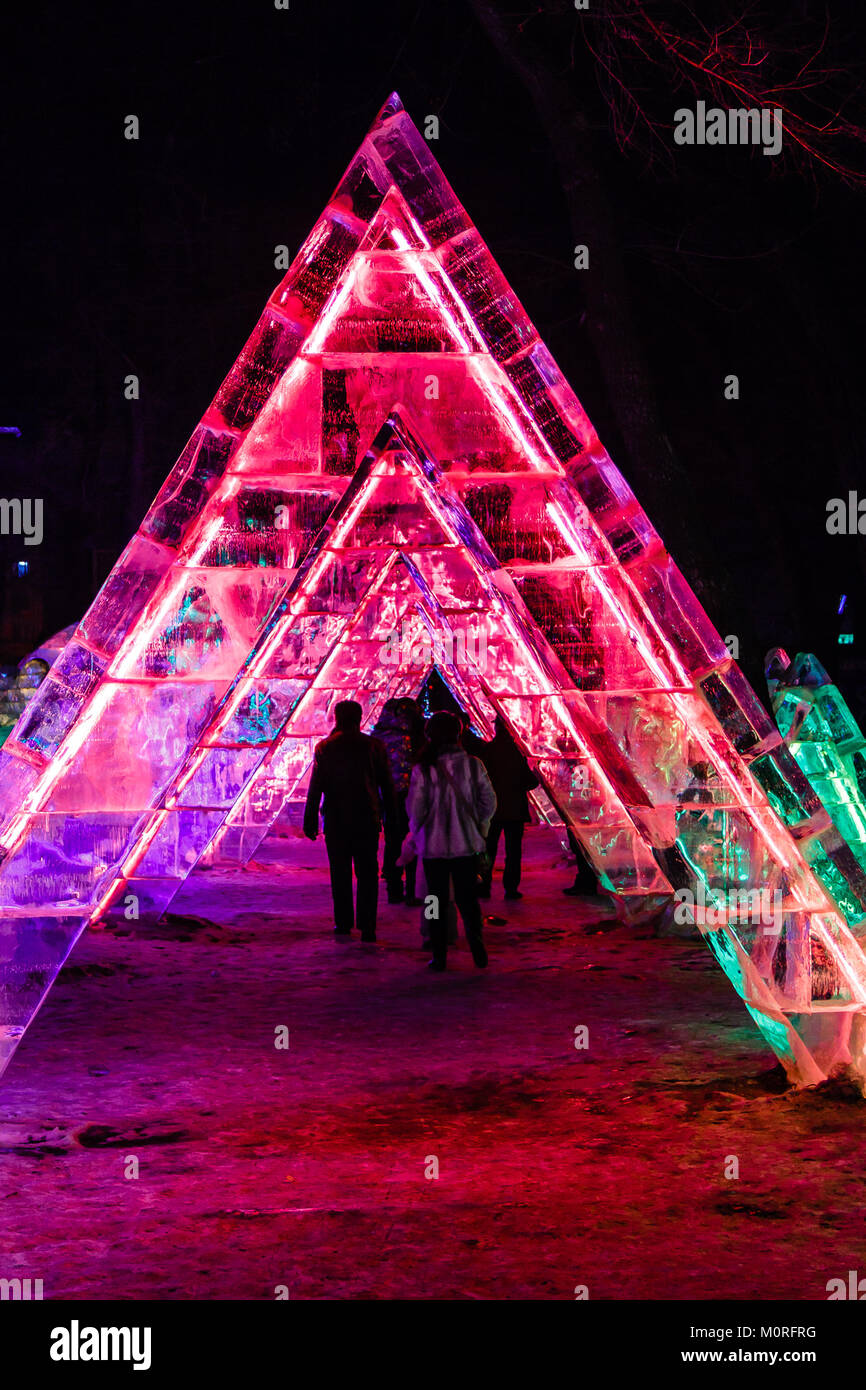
xmin=767 ymin=650 xmax=866 ymax=874
xmin=1 ymin=93 xmax=866 ymax=1087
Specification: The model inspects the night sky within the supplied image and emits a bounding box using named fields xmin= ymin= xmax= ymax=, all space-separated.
xmin=2 ymin=0 xmax=865 ymax=714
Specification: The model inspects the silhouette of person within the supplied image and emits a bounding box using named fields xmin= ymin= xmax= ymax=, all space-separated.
xmin=372 ymin=696 xmax=424 ymax=904
xmin=407 ymin=711 xmax=496 ymax=971
xmin=477 ymin=715 xmax=539 ymax=900
xmin=303 ymin=700 xmax=394 ymax=941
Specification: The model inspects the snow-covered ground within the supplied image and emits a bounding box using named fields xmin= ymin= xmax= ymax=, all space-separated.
xmin=0 ymin=826 xmax=863 ymax=1300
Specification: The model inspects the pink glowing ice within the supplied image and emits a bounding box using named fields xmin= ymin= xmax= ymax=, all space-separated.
xmin=1 ymin=93 xmax=865 ymax=1086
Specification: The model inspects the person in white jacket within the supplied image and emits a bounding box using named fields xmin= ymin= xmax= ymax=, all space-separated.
xmin=407 ymin=711 xmax=497 ymax=971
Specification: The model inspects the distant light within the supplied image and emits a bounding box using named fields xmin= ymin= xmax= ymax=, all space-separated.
xmin=0 ymin=427 xmax=21 ymax=437
xmin=839 ymin=633 xmax=854 ymax=645
xmin=838 ymin=594 xmax=848 ymax=615
xmin=15 ymin=561 xmax=28 ymax=577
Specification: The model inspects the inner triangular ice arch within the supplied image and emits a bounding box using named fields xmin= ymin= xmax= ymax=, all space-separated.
xmin=2 ymin=93 xmax=866 ymax=1088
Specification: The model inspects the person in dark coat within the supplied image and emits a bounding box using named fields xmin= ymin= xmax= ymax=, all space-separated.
xmin=478 ymin=716 xmax=539 ymax=900
xmin=457 ymin=710 xmax=487 ymax=759
xmin=303 ymin=700 xmax=394 ymax=941
xmin=372 ymin=696 xmax=424 ymax=904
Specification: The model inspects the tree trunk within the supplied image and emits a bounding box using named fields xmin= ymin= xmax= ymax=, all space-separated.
xmin=468 ymin=0 xmax=717 ymax=602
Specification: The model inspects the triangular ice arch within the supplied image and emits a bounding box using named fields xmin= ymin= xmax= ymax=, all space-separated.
xmin=2 ymin=94 xmax=866 ymax=1088
xmin=116 ymin=411 xmax=673 ymax=915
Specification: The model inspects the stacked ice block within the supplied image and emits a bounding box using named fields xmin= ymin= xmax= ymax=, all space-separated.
xmin=1 ymin=93 xmax=866 ymax=1085
xmin=767 ymin=652 xmax=866 ymax=874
